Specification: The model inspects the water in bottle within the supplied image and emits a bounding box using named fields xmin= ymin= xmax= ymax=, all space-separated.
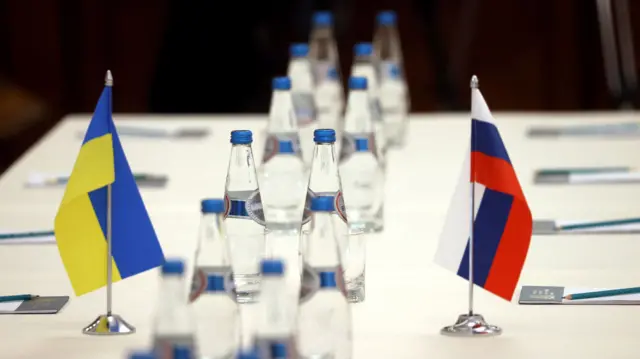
xmin=288 ymin=43 xmax=318 ymax=165
xmin=339 ymin=77 xmax=385 ymax=232
xmin=195 ymin=274 xmax=241 ymax=359
xmin=224 ymin=130 xmax=266 ymax=303
xmin=379 ymin=63 xmax=409 ymax=147
xmin=190 ymin=198 xmax=231 ymax=302
xmin=373 ymin=11 xmax=405 ymax=76
xmin=260 ymin=76 xmax=309 ymax=229
xmin=309 ymin=11 xmax=341 ymax=83
xmin=153 ymin=259 xmax=198 ymax=359
xmin=254 ymin=259 xmax=298 ymax=359
xmin=297 ymin=196 xmax=352 ymax=359
xmin=350 ymin=43 xmax=386 ymax=164
xmin=315 ymin=67 xmax=344 ymax=133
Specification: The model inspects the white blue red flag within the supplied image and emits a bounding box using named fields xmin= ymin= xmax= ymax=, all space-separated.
xmin=434 ymin=84 xmax=532 ymax=301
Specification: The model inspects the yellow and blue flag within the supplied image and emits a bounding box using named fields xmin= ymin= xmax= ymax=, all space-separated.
xmin=54 ymin=73 xmax=165 ymax=296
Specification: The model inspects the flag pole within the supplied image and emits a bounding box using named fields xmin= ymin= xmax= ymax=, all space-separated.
xmin=82 ymin=70 xmax=135 ymax=335
xmin=440 ymin=75 xmax=501 ymax=337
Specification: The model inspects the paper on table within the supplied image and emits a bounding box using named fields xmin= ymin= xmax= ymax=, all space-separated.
xmin=556 ymin=220 xmax=640 ymax=233
xmin=0 ymin=231 xmax=56 ymax=244
xmin=0 ymin=301 xmax=23 ymax=312
xmin=568 ymin=171 xmax=640 ymax=184
xmin=563 ymin=288 xmax=640 ymax=305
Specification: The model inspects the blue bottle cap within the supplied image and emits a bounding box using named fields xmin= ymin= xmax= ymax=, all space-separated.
xmin=313 ymin=128 xmax=336 ymax=143
xmin=278 ymin=141 xmax=295 ymax=154
xmin=173 ymin=345 xmax=191 ymax=359
xmin=272 ymin=77 xmax=291 ymax=90
xmin=327 ymin=67 xmax=339 ymax=80
xmin=290 ymin=43 xmax=309 ymax=58
xmin=310 ymin=196 xmax=334 ymax=212
xmin=206 ymin=274 xmax=226 ymax=292
xmin=313 ymin=11 xmax=333 ymax=26
xmin=128 ymin=351 xmax=156 ymax=359
xmin=261 ymin=259 xmax=285 ymax=275
xmin=319 ymin=271 xmax=338 ymax=288
xmin=389 ymin=64 xmax=401 ymax=78
xmin=354 ymin=43 xmax=373 ymax=57
xmin=270 ymin=342 xmax=287 ymax=359
xmin=236 ymin=350 xmax=259 ymax=359
xmin=201 ymin=198 xmax=225 ymax=214
xmin=230 ymin=130 xmax=253 ymax=145
xmin=162 ymin=259 xmax=185 ymax=275
xmin=349 ymin=76 xmax=368 ymax=90
xmin=377 ymin=11 xmax=397 ymax=25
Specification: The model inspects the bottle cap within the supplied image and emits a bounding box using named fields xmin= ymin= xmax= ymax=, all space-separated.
xmin=230 ymin=130 xmax=253 ymax=145
xmin=377 ymin=11 xmax=397 ymax=25
xmin=327 ymin=67 xmax=339 ymax=80
xmin=272 ymin=77 xmax=291 ymax=90
xmin=260 ymin=259 xmax=285 ymax=275
xmin=206 ymin=274 xmax=226 ymax=292
xmin=173 ymin=345 xmax=191 ymax=359
xmin=319 ymin=271 xmax=338 ymax=288
xmin=310 ymin=196 xmax=334 ymax=211
xmin=270 ymin=342 xmax=287 ymax=359
xmin=290 ymin=43 xmax=309 ymax=58
xmin=313 ymin=11 xmax=333 ymax=26
xmin=313 ymin=128 xmax=336 ymax=143
xmin=236 ymin=350 xmax=259 ymax=359
xmin=278 ymin=140 xmax=295 ymax=154
xmin=349 ymin=76 xmax=368 ymax=90
xmin=201 ymin=198 xmax=225 ymax=214
xmin=354 ymin=43 xmax=373 ymax=57
xmin=162 ymin=259 xmax=185 ymax=275
xmin=389 ymin=64 xmax=401 ymax=78
xmin=128 ymin=351 xmax=156 ymax=359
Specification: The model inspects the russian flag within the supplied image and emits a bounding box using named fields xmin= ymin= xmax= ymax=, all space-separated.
xmin=434 ymin=84 xmax=532 ymax=301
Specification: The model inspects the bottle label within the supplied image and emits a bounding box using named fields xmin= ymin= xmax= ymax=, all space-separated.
xmin=189 ymin=265 xmax=234 ymax=303
xmin=339 ymin=132 xmax=378 ymax=162
xmin=224 ymin=190 xmax=266 ymax=226
xmin=254 ymin=336 xmax=299 ymax=359
xmin=292 ymin=92 xmax=317 ymax=126
xmin=299 ymin=264 xmax=347 ymax=304
xmin=262 ymin=133 xmax=303 ymax=164
xmin=153 ymin=334 xmax=197 ymax=359
xmin=304 ymin=190 xmax=348 ymax=223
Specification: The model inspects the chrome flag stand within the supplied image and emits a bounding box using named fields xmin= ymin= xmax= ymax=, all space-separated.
xmin=440 ymin=75 xmax=501 ymax=337
xmin=82 ymin=71 xmax=135 ymax=336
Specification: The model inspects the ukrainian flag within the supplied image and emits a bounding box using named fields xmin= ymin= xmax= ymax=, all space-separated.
xmin=54 ymin=72 xmax=165 ymax=296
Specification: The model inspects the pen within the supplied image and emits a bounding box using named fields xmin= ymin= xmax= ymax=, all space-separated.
xmin=537 ymin=167 xmax=631 ymax=176
xmin=0 ymin=294 xmax=39 ymax=303
xmin=557 ymin=217 xmax=640 ymax=231
xmin=0 ymin=230 xmax=55 ymax=240
xmin=32 ymin=174 xmax=165 ymax=186
xmin=564 ymin=287 xmax=640 ymax=300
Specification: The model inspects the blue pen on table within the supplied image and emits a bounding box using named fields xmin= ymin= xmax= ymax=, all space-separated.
xmin=557 ymin=217 xmax=640 ymax=231
xmin=564 ymin=287 xmax=640 ymax=300
xmin=0 ymin=294 xmax=39 ymax=303
xmin=0 ymin=230 xmax=55 ymax=240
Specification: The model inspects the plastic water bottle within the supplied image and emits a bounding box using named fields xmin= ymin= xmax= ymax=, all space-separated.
xmin=339 ymin=77 xmax=385 ymax=232
xmin=173 ymin=345 xmax=194 ymax=359
xmin=194 ymin=274 xmax=241 ymax=359
xmin=288 ymin=43 xmax=318 ymax=165
xmin=260 ymin=77 xmax=309 ymax=228
xmin=128 ymin=351 xmax=156 ymax=359
xmin=315 ymin=67 xmax=344 ymax=133
xmin=190 ymin=198 xmax=231 ymax=302
xmin=373 ymin=11 xmax=405 ymax=76
xmin=298 ymin=197 xmax=352 ymax=359
xmin=379 ymin=64 xmax=409 ymax=147
xmin=224 ymin=130 xmax=266 ymax=303
xmin=254 ymin=259 xmax=297 ymax=359
xmin=350 ymin=43 xmax=386 ymax=164
xmin=153 ymin=259 xmax=198 ymax=359
xmin=309 ymin=11 xmax=341 ymax=84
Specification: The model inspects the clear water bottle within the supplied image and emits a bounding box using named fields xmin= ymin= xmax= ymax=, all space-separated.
xmin=194 ymin=274 xmax=241 ymax=359
xmin=298 ymin=198 xmax=352 ymax=359
xmin=288 ymin=43 xmax=318 ymax=165
xmin=309 ymin=11 xmax=341 ymax=83
xmin=254 ymin=259 xmax=298 ymax=359
xmin=190 ymin=198 xmax=231 ymax=302
xmin=153 ymin=259 xmax=198 ymax=359
xmin=260 ymin=77 xmax=309 ymax=228
xmin=373 ymin=11 xmax=405 ymax=77
xmin=173 ymin=345 xmax=194 ymax=359
xmin=350 ymin=43 xmax=386 ymax=164
xmin=128 ymin=351 xmax=156 ymax=359
xmin=224 ymin=130 xmax=266 ymax=303
xmin=339 ymin=77 xmax=385 ymax=233
xmin=315 ymin=67 xmax=344 ymax=133
xmin=379 ymin=64 xmax=409 ymax=147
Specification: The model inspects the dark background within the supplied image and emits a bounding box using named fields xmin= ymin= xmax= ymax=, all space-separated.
xmin=1 ymin=0 xmax=639 ymax=172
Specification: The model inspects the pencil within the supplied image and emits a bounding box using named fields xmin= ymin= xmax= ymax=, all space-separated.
xmin=564 ymin=287 xmax=640 ymax=300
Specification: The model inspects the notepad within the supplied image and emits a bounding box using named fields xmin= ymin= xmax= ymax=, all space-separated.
xmin=519 ymin=286 xmax=640 ymax=305
xmin=532 ymin=219 xmax=640 ymax=235
xmin=0 ymin=296 xmax=69 ymax=314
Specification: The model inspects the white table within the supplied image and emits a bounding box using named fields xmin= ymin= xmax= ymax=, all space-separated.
xmin=1 ymin=112 xmax=640 ymax=359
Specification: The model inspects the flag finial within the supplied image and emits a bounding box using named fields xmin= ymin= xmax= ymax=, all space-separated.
xmin=470 ymin=75 xmax=478 ymax=89
xmin=105 ymin=70 xmax=113 ymax=87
